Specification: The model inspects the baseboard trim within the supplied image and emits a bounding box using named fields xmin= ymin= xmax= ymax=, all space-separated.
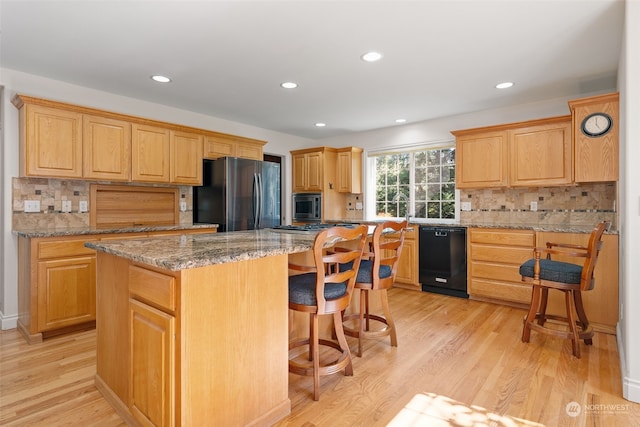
xmin=0 ymin=310 xmax=18 ymax=331
xmin=616 ymin=322 xmax=640 ymax=403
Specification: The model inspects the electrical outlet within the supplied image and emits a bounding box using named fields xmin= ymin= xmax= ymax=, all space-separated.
xmin=180 ymin=201 xmax=187 ymax=212
xmin=61 ymin=200 xmax=72 ymax=213
xmin=79 ymin=200 xmax=88 ymax=213
xmin=461 ymin=201 xmax=471 ymax=211
xmin=24 ymin=200 xmax=41 ymax=213
xmin=530 ymin=201 xmax=538 ymax=212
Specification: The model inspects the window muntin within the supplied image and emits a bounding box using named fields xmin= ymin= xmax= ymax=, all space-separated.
xmin=372 ymin=147 xmax=456 ymax=221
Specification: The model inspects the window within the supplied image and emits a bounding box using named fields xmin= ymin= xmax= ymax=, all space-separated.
xmin=370 ymin=146 xmax=457 ymax=221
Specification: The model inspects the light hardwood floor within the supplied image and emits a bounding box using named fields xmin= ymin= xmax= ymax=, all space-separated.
xmin=1 ymin=288 xmax=638 ymax=426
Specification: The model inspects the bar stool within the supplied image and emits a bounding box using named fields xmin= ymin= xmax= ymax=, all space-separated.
xmin=287 ymin=225 xmax=368 ymax=401
xmin=519 ymin=221 xmax=608 ymax=358
xmin=341 ymin=220 xmax=407 ymax=357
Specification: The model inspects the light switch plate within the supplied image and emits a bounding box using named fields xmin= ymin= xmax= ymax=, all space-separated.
xmin=180 ymin=201 xmax=187 ymax=212
xmin=530 ymin=201 xmax=538 ymax=212
xmin=79 ymin=200 xmax=88 ymax=213
xmin=461 ymin=201 xmax=471 ymax=211
xmin=62 ymin=200 xmax=72 ymax=213
xmin=24 ymin=200 xmax=41 ymax=213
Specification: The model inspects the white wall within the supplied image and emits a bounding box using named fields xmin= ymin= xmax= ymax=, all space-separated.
xmin=617 ymin=0 xmax=640 ymax=404
xmin=0 ymin=68 xmax=313 ymax=328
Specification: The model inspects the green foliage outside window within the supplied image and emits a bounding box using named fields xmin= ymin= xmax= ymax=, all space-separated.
xmin=375 ymin=147 xmax=456 ymax=220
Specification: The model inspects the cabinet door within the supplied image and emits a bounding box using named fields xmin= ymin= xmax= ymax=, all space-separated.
xmin=394 ymin=237 xmax=419 ymax=288
xmin=130 ymin=299 xmax=175 ymax=427
xmin=236 ymin=141 xmax=263 ymax=160
xmin=306 ymin=152 xmax=323 ymax=191
xmin=292 ymin=153 xmax=307 ymax=192
xmin=337 ymin=151 xmax=351 ymax=193
xmin=131 ymin=124 xmax=170 ymax=183
xmin=455 ymin=131 xmax=508 ymax=188
xmin=170 ymin=130 xmax=203 ymax=184
xmin=83 ymin=115 xmax=131 ymax=181
xmin=37 ymin=256 xmax=96 ymax=331
xmin=24 ymin=104 xmax=83 ymax=178
xmin=203 ymin=135 xmax=236 ymax=159
xmin=509 ymin=120 xmax=572 ymax=186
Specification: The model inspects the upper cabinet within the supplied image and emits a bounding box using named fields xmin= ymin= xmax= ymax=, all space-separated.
xmin=337 ymin=147 xmax=363 ymax=193
xmin=508 ymin=118 xmax=572 ymax=187
xmin=83 ymin=115 xmax=131 ymax=181
xmin=19 ymin=103 xmax=84 ymax=179
xmin=453 ymin=129 xmax=508 ymax=189
xmin=203 ymin=134 xmax=265 ymax=161
xmin=569 ymin=93 xmax=619 ymax=183
xmin=13 ymin=95 xmax=267 ymax=185
xmin=291 ymin=148 xmax=326 ymax=193
xmin=453 ymin=115 xmax=573 ymax=189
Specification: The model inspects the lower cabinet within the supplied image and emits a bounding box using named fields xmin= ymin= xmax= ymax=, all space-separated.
xmin=129 ymin=298 xmax=175 ymax=427
xmin=17 ymin=227 xmax=216 ymax=344
xmin=391 ymin=226 xmax=420 ymax=290
xmin=467 ymin=227 xmax=619 ymax=333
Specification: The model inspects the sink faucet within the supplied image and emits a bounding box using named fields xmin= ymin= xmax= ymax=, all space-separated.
xmin=392 ymin=193 xmax=411 ymax=223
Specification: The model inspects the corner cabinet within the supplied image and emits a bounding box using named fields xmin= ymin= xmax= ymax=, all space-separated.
xmin=453 ymin=115 xmax=573 ymax=188
xmin=569 ymin=93 xmax=619 ymax=182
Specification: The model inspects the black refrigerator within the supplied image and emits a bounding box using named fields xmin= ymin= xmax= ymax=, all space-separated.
xmin=193 ymin=157 xmax=281 ymax=231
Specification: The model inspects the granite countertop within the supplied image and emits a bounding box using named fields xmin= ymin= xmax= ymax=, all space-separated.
xmin=12 ymin=223 xmax=219 ymax=238
xmin=86 ymin=229 xmax=330 ymax=271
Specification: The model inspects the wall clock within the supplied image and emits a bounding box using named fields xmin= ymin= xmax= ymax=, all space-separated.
xmin=581 ymin=112 xmax=613 ymax=137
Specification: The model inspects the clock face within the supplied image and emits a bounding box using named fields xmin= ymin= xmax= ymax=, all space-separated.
xmin=581 ymin=113 xmax=612 ymax=137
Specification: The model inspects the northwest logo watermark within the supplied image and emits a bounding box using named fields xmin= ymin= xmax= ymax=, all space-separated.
xmin=565 ymin=401 xmax=631 ymax=417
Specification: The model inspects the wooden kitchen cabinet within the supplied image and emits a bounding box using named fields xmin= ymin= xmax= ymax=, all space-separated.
xmin=131 ymin=124 xmax=171 ymax=183
xmin=83 ymin=114 xmax=132 ymax=181
xmin=203 ymin=134 xmax=265 ymax=160
xmin=291 ymin=149 xmax=324 ymax=192
xmin=453 ymin=129 xmax=508 ymax=188
xmin=129 ymin=265 xmax=176 ymax=427
xmin=569 ymin=92 xmax=619 ymax=182
xmin=17 ymin=228 xmax=217 ymax=344
xmin=452 ymin=115 xmax=573 ymax=188
xmin=508 ymin=118 xmax=572 ymax=186
xmin=337 ymin=147 xmax=363 ymax=193
xmin=467 ymin=228 xmax=535 ymax=305
xmin=534 ymin=231 xmax=619 ymax=334
xmin=391 ymin=226 xmax=420 ymax=290
xmin=170 ymin=130 xmax=203 ymax=184
xmin=18 ymin=102 xmax=84 ymax=179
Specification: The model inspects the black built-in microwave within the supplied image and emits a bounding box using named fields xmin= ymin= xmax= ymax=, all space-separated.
xmin=292 ymin=193 xmax=321 ymax=222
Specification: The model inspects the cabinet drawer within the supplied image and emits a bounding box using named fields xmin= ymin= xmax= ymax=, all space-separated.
xmin=469 ymin=278 xmax=532 ymax=304
xmin=470 ymin=245 xmax=532 ymax=265
xmin=471 ymin=262 xmax=523 ymax=283
xmin=38 ymin=238 xmax=96 ymax=259
xmin=129 ymin=265 xmax=176 ymax=312
xmin=470 ymin=229 xmax=534 ymax=247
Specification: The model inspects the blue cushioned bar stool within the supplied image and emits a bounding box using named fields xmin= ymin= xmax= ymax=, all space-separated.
xmin=519 ymin=221 xmax=608 ymax=358
xmin=288 ymin=225 xmax=368 ymax=401
xmin=340 ymin=220 xmax=407 ymax=357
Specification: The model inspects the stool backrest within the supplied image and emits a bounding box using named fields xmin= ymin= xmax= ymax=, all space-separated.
xmin=581 ymin=221 xmax=608 ymax=291
xmin=368 ymin=220 xmax=408 ymax=289
xmin=311 ymin=225 xmax=368 ymax=314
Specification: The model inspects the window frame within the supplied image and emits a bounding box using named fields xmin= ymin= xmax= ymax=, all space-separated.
xmin=365 ymin=142 xmax=460 ymax=224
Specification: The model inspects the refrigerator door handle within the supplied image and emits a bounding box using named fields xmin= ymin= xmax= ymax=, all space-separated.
xmin=256 ymin=173 xmax=263 ymax=229
xmin=252 ymin=173 xmax=258 ymax=229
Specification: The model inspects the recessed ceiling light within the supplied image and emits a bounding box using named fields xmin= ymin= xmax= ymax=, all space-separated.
xmin=280 ymin=82 xmax=298 ymax=89
xmin=395 ymin=118 xmax=407 ymax=123
xmin=361 ymin=51 xmax=383 ymax=62
xmin=151 ymin=75 xmax=171 ymax=83
xmin=496 ymin=82 xmax=514 ymax=89
xmin=315 ymin=123 xmax=326 ymax=127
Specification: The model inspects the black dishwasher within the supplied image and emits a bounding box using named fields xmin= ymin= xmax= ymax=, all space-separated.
xmin=419 ymin=226 xmax=468 ymax=298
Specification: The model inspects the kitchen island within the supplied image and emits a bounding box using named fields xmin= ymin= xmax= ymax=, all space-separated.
xmin=86 ymin=230 xmax=323 ymax=427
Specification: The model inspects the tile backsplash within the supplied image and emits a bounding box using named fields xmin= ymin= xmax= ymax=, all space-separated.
xmin=459 ymin=182 xmax=617 ymax=230
xmin=12 ymin=177 xmax=193 ymax=229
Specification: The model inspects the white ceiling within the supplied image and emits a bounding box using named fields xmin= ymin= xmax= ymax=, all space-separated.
xmin=0 ymin=0 xmax=624 ymax=140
